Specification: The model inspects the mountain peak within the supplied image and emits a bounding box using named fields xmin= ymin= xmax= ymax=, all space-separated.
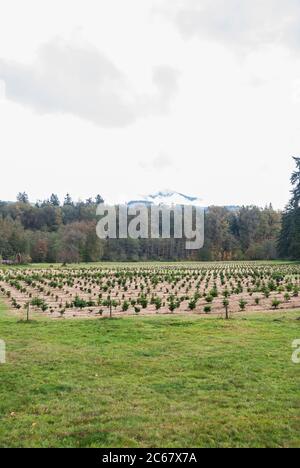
xmin=128 ymin=190 xmax=204 ymax=207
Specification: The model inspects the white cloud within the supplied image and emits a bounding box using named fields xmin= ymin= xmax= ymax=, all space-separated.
xmin=0 ymin=0 xmax=299 ymax=209
xmin=0 ymin=38 xmax=179 ymax=127
xmin=161 ymin=0 xmax=300 ymax=53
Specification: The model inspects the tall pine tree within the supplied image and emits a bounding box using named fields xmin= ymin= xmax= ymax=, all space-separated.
xmin=278 ymin=157 xmax=300 ymax=259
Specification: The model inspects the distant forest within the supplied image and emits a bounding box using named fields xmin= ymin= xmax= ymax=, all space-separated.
xmin=0 ymin=191 xmax=282 ymax=263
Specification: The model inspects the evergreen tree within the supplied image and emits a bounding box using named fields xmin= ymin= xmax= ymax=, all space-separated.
xmin=64 ymin=193 xmax=73 ymax=206
xmin=278 ymin=157 xmax=300 ymax=259
xmin=16 ymin=192 xmax=29 ymax=204
xmin=50 ymin=194 xmax=60 ymax=206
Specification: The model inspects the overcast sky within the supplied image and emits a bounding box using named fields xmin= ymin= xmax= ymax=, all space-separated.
xmin=0 ymin=0 xmax=300 ymax=208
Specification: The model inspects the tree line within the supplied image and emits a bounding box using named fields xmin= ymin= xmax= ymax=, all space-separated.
xmin=0 ymin=191 xmax=282 ymax=263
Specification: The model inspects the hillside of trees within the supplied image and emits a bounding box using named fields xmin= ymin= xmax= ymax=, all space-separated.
xmin=0 ymin=192 xmax=281 ymax=263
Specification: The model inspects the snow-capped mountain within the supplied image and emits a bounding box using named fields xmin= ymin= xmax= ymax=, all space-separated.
xmin=127 ymin=190 xmax=204 ymax=207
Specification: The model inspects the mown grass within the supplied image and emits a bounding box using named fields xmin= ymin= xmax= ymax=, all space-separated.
xmin=0 ymin=302 xmax=299 ymax=448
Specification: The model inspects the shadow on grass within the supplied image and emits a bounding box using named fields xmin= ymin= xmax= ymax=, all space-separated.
xmin=17 ymin=319 xmax=38 ymax=324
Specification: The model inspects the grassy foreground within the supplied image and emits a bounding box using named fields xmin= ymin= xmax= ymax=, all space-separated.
xmin=0 ymin=303 xmax=299 ymax=448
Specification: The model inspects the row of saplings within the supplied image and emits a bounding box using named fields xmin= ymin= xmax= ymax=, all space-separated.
xmin=1 ymin=267 xmax=299 ymax=296
xmin=0 ymin=267 xmax=297 ymax=292
xmin=1 ymin=279 xmax=298 ymax=320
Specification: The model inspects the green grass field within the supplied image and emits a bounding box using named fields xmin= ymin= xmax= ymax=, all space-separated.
xmin=0 ymin=301 xmax=299 ymax=448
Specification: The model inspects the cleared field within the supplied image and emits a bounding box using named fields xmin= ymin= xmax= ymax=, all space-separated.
xmin=0 ymin=262 xmax=299 ymax=448
xmin=0 ymin=301 xmax=299 ymax=448
xmin=1 ymin=262 xmax=300 ymax=319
